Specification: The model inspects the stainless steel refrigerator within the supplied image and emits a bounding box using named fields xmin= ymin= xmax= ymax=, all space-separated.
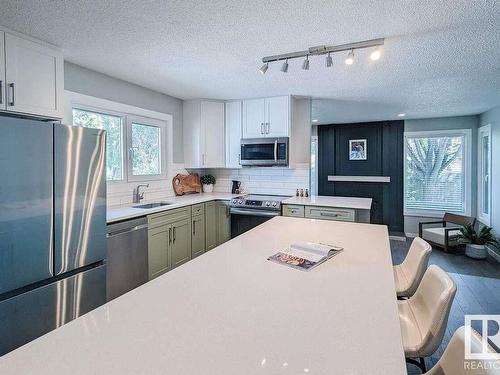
xmin=0 ymin=116 xmax=107 ymax=356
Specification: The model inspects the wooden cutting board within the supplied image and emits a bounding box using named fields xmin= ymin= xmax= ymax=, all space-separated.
xmin=172 ymin=173 xmax=202 ymax=196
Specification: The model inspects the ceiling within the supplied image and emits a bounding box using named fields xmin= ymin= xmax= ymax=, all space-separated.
xmin=1 ymin=0 xmax=499 ymax=122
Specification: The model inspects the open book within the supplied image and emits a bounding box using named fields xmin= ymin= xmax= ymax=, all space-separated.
xmin=267 ymin=241 xmax=343 ymax=271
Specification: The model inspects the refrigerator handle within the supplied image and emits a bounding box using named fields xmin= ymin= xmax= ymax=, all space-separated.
xmin=0 ymin=80 xmax=3 ymax=105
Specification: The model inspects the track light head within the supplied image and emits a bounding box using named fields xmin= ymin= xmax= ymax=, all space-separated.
xmin=370 ymin=46 xmax=381 ymax=61
xmin=345 ymin=50 xmax=354 ymax=65
xmin=326 ymin=53 xmax=333 ymax=68
xmin=259 ymin=63 xmax=269 ymax=74
xmin=280 ymin=59 xmax=289 ymax=73
xmin=302 ymin=56 xmax=310 ymax=70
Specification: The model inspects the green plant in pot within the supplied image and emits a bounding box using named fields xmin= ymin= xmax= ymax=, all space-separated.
xmin=200 ymin=174 xmax=216 ymax=193
xmin=459 ymin=224 xmax=499 ymax=260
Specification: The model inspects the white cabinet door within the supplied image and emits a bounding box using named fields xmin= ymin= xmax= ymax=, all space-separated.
xmin=4 ymin=33 xmax=63 ymax=119
xmin=265 ymin=96 xmax=289 ymax=137
xmin=201 ymin=101 xmax=225 ymax=168
xmin=225 ymin=101 xmax=242 ymax=168
xmin=0 ymin=31 xmax=5 ymax=111
xmin=242 ymin=98 xmax=265 ymax=138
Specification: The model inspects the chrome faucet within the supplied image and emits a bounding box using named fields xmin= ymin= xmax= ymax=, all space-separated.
xmin=133 ymin=184 xmax=149 ymax=203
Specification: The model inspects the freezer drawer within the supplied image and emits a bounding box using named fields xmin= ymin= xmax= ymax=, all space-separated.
xmin=0 ymin=117 xmax=53 ymax=294
xmin=54 ymin=124 xmax=107 ymax=274
xmin=0 ymin=264 xmax=106 ymax=356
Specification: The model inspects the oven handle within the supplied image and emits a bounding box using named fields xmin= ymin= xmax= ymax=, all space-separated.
xmin=229 ymin=208 xmax=280 ymax=217
xmin=274 ymin=140 xmax=278 ymax=162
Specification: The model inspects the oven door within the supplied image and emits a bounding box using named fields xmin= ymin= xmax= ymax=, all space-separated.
xmin=230 ymin=208 xmax=280 ymax=238
xmin=240 ymin=138 xmax=288 ymax=166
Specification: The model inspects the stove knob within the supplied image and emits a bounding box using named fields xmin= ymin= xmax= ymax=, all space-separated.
xmin=272 ymin=202 xmax=277 ymax=207
xmin=265 ymin=201 xmax=270 ymax=207
xmin=238 ymin=200 xmax=243 ymax=204
xmin=232 ymin=199 xmax=237 ymax=204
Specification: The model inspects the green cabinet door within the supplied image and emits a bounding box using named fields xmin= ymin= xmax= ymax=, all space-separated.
xmin=216 ymin=201 xmax=231 ymax=246
xmin=191 ymin=214 xmax=205 ymax=258
xmin=205 ymin=201 xmax=217 ymax=251
xmin=148 ymin=224 xmax=170 ymax=279
xmin=170 ymin=218 xmax=192 ymax=269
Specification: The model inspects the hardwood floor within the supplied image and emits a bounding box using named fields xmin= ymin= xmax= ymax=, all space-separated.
xmin=390 ymin=239 xmax=500 ymax=374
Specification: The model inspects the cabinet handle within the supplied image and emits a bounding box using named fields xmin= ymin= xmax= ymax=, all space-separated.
xmin=202 ymin=153 xmax=206 ymax=166
xmin=168 ymin=227 xmax=172 ymax=244
xmin=266 ymin=122 xmax=270 ymax=134
xmin=193 ymin=220 xmax=196 ymax=235
xmin=0 ymin=81 xmax=2 ymax=105
xmin=8 ymin=83 xmax=15 ymax=106
xmin=173 ymin=227 xmax=176 ymax=243
xmin=238 ymin=153 xmax=241 ymax=165
xmin=260 ymin=123 xmax=264 ymax=134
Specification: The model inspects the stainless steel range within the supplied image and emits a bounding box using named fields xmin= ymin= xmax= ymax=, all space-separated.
xmin=229 ymin=194 xmax=289 ymax=238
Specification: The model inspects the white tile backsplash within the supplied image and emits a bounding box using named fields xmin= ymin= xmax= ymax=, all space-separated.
xmin=107 ymin=163 xmax=189 ymax=206
xmin=188 ymin=163 xmax=310 ymax=197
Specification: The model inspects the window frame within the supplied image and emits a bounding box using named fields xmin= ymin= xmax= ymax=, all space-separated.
xmin=126 ymin=115 xmax=168 ymax=182
xmin=71 ymin=104 xmax=127 ymax=185
xmin=403 ymin=129 xmax=472 ymax=218
xmin=477 ymin=124 xmax=492 ymax=225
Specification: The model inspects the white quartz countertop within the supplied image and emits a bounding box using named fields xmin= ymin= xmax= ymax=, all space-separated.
xmin=0 ymin=217 xmax=405 ymax=375
xmin=282 ymin=195 xmax=373 ymax=210
xmin=107 ymin=192 xmax=242 ymax=223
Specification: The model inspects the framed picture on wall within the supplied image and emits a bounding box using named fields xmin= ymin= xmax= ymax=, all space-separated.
xmin=349 ymin=139 xmax=367 ymax=160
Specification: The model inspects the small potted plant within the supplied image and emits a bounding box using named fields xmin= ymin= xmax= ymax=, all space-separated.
xmin=200 ymin=174 xmax=216 ymax=193
xmin=459 ymin=224 xmax=500 ymax=260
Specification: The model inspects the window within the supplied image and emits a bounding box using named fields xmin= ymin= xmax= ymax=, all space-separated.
xmin=72 ymin=108 xmax=124 ymax=181
xmin=72 ymin=106 xmax=167 ymax=182
xmin=127 ymin=116 xmax=164 ymax=180
xmin=404 ymin=130 xmax=471 ymax=216
xmin=478 ymin=125 xmax=491 ymax=225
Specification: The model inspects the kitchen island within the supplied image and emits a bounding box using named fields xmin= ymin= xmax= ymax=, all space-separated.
xmin=0 ymin=217 xmax=406 ymax=374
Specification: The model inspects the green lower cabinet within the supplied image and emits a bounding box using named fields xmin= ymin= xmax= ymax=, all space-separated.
xmin=148 ymin=224 xmax=170 ymax=279
xmin=191 ymin=214 xmax=205 ymax=258
xmin=215 ymin=201 xmax=231 ymax=246
xmin=170 ymin=218 xmax=192 ymax=269
xmin=205 ymin=201 xmax=217 ymax=251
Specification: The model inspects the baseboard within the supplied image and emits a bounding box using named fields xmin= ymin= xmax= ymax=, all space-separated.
xmin=405 ymin=232 xmax=417 ymax=238
xmin=487 ymin=246 xmax=500 ymax=263
xmin=389 ymin=235 xmax=407 ymax=242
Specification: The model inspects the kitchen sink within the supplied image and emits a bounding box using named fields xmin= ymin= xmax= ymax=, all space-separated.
xmin=132 ymin=202 xmax=173 ymax=209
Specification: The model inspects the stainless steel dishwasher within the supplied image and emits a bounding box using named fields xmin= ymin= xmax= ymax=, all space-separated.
xmin=106 ymin=217 xmax=149 ymax=301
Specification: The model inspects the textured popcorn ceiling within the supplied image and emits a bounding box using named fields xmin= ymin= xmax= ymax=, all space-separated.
xmin=1 ymin=0 xmax=499 ymax=122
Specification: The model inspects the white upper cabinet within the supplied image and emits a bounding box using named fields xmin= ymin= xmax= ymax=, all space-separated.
xmin=183 ymin=100 xmax=225 ymax=168
xmin=201 ymin=100 xmax=225 ymax=168
xmin=1 ymin=31 xmax=63 ymax=119
xmin=225 ymin=101 xmax=242 ymax=168
xmin=0 ymin=32 xmax=5 ymax=111
xmin=242 ymin=96 xmax=290 ymax=138
xmin=242 ymin=98 xmax=265 ymax=138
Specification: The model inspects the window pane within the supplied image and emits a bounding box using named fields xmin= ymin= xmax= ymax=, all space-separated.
xmin=131 ymin=123 xmax=161 ymax=176
xmin=482 ymin=135 xmax=489 ymax=215
xmin=72 ymin=108 xmax=123 ymax=181
xmin=405 ymin=135 xmax=464 ymax=213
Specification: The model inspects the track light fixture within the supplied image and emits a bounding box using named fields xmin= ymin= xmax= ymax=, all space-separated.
xmin=259 ymin=63 xmax=269 ymax=74
xmin=302 ymin=55 xmax=310 ymax=70
xmin=259 ymin=37 xmax=384 ymax=74
xmin=326 ymin=52 xmax=333 ymax=68
xmin=345 ymin=50 xmax=354 ymax=65
xmin=370 ymin=46 xmax=381 ymax=61
xmin=280 ymin=59 xmax=289 ymax=73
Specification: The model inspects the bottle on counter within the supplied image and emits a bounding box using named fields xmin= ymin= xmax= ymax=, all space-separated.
xmin=300 ymin=189 xmax=304 ymax=197
xmin=305 ymin=189 xmax=309 ymax=197
xmin=296 ymin=189 xmax=300 ymax=197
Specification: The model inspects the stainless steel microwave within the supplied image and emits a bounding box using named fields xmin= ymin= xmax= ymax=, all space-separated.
xmin=240 ymin=137 xmax=289 ymax=167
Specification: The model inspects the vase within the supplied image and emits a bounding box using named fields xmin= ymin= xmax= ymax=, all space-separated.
xmin=465 ymin=244 xmax=488 ymax=260
xmin=202 ymin=184 xmax=214 ymax=193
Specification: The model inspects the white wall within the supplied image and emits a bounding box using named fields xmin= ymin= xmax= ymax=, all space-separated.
xmin=189 ymin=164 xmax=310 ymax=197
xmin=479 ymin=105 xmax=500 ymax=237
xmin=403 ymin=115 xmax=479 ymax=236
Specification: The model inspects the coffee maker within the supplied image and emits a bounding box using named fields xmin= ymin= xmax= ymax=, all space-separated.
xmin=231 ymin=180 xmax=241 ymax=194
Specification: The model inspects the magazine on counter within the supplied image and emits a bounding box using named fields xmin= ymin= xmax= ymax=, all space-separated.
xmin=267 ymin=241 xmax=343 ymax=271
